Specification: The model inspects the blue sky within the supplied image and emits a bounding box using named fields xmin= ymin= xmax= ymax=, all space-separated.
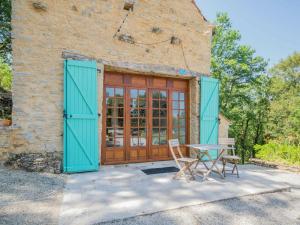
xmin=196 ymin=0 xmax=300 ymax=67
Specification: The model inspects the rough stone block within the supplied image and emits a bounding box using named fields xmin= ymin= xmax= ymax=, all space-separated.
xmin=118 ymin=34 xmax=135 ymax=44
xmin=170 ymin=36 xmax=182 ymax=45
xmin=124 ymin=0 xmax=135 ymax=11
xmin=4 ymin=152 xmax=62 ymax=173
xmin=32 ymin=1 xmax=48 ymax=11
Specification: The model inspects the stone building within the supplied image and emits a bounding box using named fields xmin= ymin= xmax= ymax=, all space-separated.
xmin=0 ymin=0 xmax=228 ymax=173
xmin=219 ymin=114 xmax=231 ymax=139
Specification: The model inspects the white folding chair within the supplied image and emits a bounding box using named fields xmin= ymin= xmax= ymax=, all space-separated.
xmin=168 ymin=139 xmax=198 ymax=181
xmin=219 ymin=138 xmax=240 ymax=178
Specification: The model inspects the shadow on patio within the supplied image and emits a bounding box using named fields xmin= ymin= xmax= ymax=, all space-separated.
xmin=59 ymin=161 xmax=300 ymax=225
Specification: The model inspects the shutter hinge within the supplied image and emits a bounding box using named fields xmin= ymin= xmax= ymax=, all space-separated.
xmin=97 ymin=68 xmax=102 ymax=73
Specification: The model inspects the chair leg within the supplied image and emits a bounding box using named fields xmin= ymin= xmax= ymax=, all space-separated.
xmin=183 ymin=164 xmax=191 ymax=182
xmin=222 ymin=160 xmax=226 ymax=177
xmin=187 ymin=163 xmax=196 ymax=180
xmin=174 ymin=164 xmax=185 ymax=179
xmin=232 ymin=164 xmax=236 ymax=174
xmin=173 ymin=170 xmax=181 ymax=179
xmin=174 ymin=164 xmax=192 ymax=182
xmin=230 ymin=161 xmax=240 ymax=178
xmin=235 ymin=162 xmax=240 ymax=178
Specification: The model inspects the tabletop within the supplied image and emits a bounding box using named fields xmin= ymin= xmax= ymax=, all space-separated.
xmin=185 ymin=144 xmax=233 ymax=150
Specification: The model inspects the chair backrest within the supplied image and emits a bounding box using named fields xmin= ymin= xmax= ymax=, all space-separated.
xmin=218 ymin=138 xmax=236 ymax=155
xmin=168 ymin=139 xmax=184 ymax=166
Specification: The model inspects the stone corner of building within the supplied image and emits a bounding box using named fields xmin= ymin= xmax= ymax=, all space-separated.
xmin=3 ymin=151 xmax=63 ymax=174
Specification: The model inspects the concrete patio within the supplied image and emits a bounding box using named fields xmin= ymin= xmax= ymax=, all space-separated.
xmin=59 ymin=162 xmax=300 ymax=225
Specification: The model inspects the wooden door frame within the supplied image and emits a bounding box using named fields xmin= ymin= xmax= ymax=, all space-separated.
xmin=101 ymin=71 xmax=190 ymax=165
xmin=125 ymin=86 xmax=148 ymax=162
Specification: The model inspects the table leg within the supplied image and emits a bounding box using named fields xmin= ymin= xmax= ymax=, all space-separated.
xmin=203 ymin=150 xmax=225 ymax=180
xmin=197 ymin=151 xmax=210 ymax=170
xmin=194 ymin=158 xmax=200 ymax=169
xmin=202 ymin=152 xmax=213 ymax=181
xmin=212 ymin=149 xmax=225 ymax=178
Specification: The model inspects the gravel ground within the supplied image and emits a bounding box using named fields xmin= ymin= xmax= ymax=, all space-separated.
xmin=1 ymin=164 xmax=300 ymax=225
xmin=0 ymin=166 xmax=65 ymax=225
xmin=99 ymin=188 xmax=300 ymax=225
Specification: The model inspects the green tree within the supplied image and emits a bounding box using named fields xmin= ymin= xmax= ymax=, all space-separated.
xmin=266 ymin=52 xmax=300 ymax=145
xmin=211 ymin=13 xmax=269 ymax=161
xmin=0 ymin=57 xmax=12 ymax=91
xmin=0 ymin=57 xmax=12 ymax=119
xmin=0 ymin=0 xmax=12 ymax=64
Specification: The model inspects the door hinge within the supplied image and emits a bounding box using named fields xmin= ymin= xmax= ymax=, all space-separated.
xmin=63 ymin=110 xmax=72 ymax=118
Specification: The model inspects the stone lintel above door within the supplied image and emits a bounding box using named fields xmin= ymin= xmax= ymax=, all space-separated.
xmin=62 ymin=50 xmax=210 ymax=79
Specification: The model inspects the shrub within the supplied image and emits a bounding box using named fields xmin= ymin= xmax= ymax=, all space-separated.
xmin=0 ymin=58 xmax=12 ymax=91
xmin=254 ymin=141 xmax=300 ymax=166
xmin=0 ymin=57 xmax=12 ymax=119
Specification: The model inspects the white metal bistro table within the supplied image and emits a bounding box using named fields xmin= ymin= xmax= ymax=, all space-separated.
xmin=186 ymin=144 xmax=230 ymax=181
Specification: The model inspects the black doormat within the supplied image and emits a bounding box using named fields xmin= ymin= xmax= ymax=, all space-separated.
xmin=142 ymin=166 xmax=179 ymax=175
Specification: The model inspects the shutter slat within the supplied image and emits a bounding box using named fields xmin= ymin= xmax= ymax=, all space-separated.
xmin=200 ymin=76 xmax=219 ymax=160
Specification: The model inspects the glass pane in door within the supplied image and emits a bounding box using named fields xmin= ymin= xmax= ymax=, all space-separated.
xmin=130 ymin=89 xmax=147 ymax=147
xmin=152 ymin=90 xmax=168 ymax=145
xmin=105 ymin=87 xmax=124 ymax=147
xmin=172 ymin=91 xmax=186 ymax=144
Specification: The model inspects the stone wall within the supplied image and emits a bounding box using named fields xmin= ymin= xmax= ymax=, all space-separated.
xmin=9 ymin=0 xmax=213 ymax=172
xmin=0 ymin=127 xmax=12 ymax=161
xmin=4 ymin=151 xmax=62 ymax=173
xmin=189 ymin=78 xmax=200 ymax=145
xmin=219 ymin=114 xmax=230 ymax=138
xmin=1 ymin=127 xmax=62 ymax=173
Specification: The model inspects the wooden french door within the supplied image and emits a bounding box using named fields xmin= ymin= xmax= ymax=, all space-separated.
xmin=101 ymin=72 xmax=189 ymax=164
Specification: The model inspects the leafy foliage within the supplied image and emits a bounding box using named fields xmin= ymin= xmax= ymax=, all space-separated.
xmin=255 ymin=142 xmax=300 ymax=166
xmin=0 ymin=57 xmax=12 ymax=119
xmin=212 ymin=13 xmax=269 ymax=161
xmin=212 ymin=13 xmax=300 ymax=165
xmin=0 ymin=0 xmax=12 ymax=64
xmin=266 ymin=53 xmax=300 ymax=145
xmin=0 ymin=57 xmax=12 ymax=91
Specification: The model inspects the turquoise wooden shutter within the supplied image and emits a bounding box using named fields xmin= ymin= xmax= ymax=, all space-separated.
xmin=200 ymin=76 xmax=219 ymax=160
xmin=63 ymin=60 xmax=99 ymax=173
